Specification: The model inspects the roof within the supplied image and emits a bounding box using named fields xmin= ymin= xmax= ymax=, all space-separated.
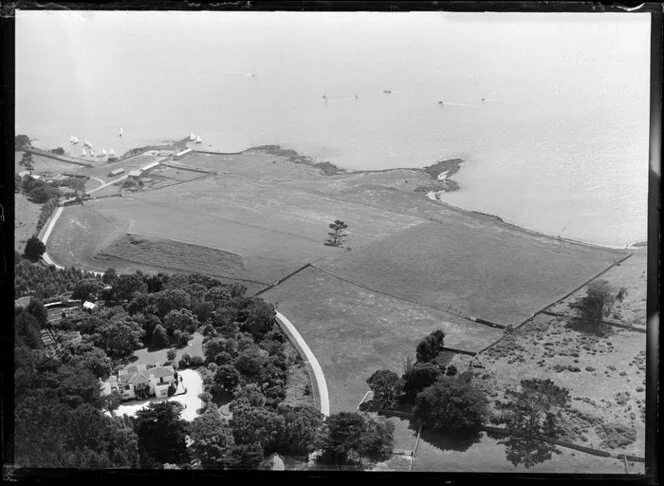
xmin=82 ymin=301 xmax=97 ymax=309
xmin=128 ymin=170 xmax=142 ymax=177
xmin=117 ymin=364 xmax=174 ymax=385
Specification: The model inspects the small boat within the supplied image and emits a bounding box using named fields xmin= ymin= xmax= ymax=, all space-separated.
xmin=108 ymin=148 xmax=115 ymax=156
xmin=354 ymin=94 xmax=359 ymax=100
xmin=100 ymin=148 xmax=108 ymax=157
xmin=383 ymin=89 xmax=392 ymax=94
xmin=438 ymin=99 xmax=444 ymax=105
xmin=72 ymin=135 xmax=79 ymax=144
xmin=189 ymin=133 xmax=196 ymax=141
xmin=195 ymin=135 xmax=202 ymax=144
xmin=81 ymin=148 xmax=88 ymax=156
xmin=322 ymin=94 xmax=328 ymax=101
xmin=119 ymin=127 xmax=124 ymax=137
xmin=481 ymin=97 xmax=486 ymax=103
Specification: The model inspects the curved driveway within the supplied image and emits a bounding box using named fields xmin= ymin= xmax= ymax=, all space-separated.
xmin=275 ymin=311 xmax=330 ymax=416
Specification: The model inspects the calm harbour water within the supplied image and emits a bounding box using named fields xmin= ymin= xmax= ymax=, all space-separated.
xmin=16 ymin=12 xmax=651 ymax=247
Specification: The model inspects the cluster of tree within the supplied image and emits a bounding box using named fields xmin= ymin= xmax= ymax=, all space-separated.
xmin=14 ymin=302 xmax=139 ymax=468
xmin=15 ymin=254 xmax=103 ymax=299
xmin=50 ymin=147 xmax=66 ymax=155
xmin=19 ymin=174 xmax=62 ymax=204
xmin=365 ymin=329 xmax=488 ymax=434
xmin=570 ymin=279 xmax=628 ymax=323
xmin=15 ymin=134 xmax=31 ymax=149
xmin=18 ymin=150 xmax=33 ymax=170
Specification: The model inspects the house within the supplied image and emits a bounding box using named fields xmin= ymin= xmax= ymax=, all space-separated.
xmin=102 ymin=364 xmax=177 ymax=400
xmin=82 ymin=301 xmax=98 ymax=311
xmin=158 ymin=150 xmax=175 ymax=157
xmin=127 ymin=170 xmax=142 ymax=178
xmin=108 ymin=168 xmax=125 ymax=177
xmin=18 ymin=170 xmax=31 ymax=178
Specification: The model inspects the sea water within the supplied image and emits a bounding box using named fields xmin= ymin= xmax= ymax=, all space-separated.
xmin=15 ymin=11 xmax=651 ymax=247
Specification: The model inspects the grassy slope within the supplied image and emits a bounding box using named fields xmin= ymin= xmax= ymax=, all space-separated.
xmin=260 ymin=266 xmax=504 ymax=413
xmin=14 ymin=193 xmax=41 ymax=250
xmin=316 ymin=221 xmax=625 ymax=327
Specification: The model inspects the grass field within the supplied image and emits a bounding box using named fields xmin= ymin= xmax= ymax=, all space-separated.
xmin=260 ymin=266 xmax=504 ymax=413
xmin=15 ymin=193 xmax=41 ymax=250
xmin=316 ymin=221 xmax=626 ymax=327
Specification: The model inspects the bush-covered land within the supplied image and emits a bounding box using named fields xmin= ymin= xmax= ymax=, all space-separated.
xmin=14 ymin=262 xmax=394 ymax=470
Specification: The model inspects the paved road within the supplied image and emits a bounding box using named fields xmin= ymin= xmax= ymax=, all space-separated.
xmin=275 ymin=311 xmax=329 ymax=416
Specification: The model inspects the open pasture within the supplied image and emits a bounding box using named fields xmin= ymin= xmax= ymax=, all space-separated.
xmin=260 ymin=266 xmax=505 ymax=413
xmin=316 ymin=221 xmax=626 ymax=327
xmin=16 ymin=151 xmax=84 ymax=177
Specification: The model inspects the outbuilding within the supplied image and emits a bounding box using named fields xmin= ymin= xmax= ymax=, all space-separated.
xmin=108 ymin=168 xmax=125 ymax=177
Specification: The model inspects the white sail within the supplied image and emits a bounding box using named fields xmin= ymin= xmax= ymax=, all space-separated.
xmin=195 ymin=135 xmax=202 ymax=143
xmin=119 ymin=127 xmax=124 ymax=137
xmin=189 ymin=133 xmax=196 ymax=141
xmin=109 ymin=148 xmax=115 ymax=156
xmin=101 ymin=148 xmax=108 ymax=156
xmin=72 ymin=136 xmax=79 ymax=144
xmin=81 ymin=148 xmax=87 ymax=156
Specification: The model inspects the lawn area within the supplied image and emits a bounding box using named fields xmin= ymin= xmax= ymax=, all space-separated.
xmin=260 ymin=266 xmax=504 ymax=413
xmin=132 ymin=332 xmax=204 ymax=367
xmin=315 ymin=221 xmax=626 ymax=327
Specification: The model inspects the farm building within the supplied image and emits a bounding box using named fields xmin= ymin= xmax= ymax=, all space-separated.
xmin=158 ymin=150 xmax=175 ymax=157
xmin=174 ymin=148 xmax=192 ymax=160
xmin=128 ymin=170 xmax=142 ymax=178
xmin=108 ymin=168 xmax=125 ymax=177
xmin=18 ymin=170 xmax=30 ymax=178
xmin=82 ymin=301 xmax=98 ymax=311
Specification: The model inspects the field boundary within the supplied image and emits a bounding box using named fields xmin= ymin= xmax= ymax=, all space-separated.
xmin=480 ymin=425 xmax=645 ymax=463
xmin=539 ymin=310 xmax=647 ymax=334
xmin=191 ymin=149 xmax=245 ymax=156
xmin=19 ymin=148 xmax=93 ymax=167
xmin=252 ymin=263 xmax=313 ymax=297
xmin=311 ymin=264 xmax=507 ymax=333
xmin=160 ymin=161 xmax=217 ymax=175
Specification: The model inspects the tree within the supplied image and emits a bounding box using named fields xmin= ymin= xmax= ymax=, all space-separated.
xmin=167 ymin=348 xmax=177 ymax=361
xmin=24 ymin=236 xmax=46 ymax=261
xmin=416 ymin=329 xmax=446 ymax=363
xmin=229 ymin=404 xmax=285 ymax=453
xmin=113 ymin=273 xmax=148 ymax=301
xmin=188 ymin=411 xmax=236 ymax=469
xmin=402 ymin=362 xmax=442 ymax=401
xmin=16 ymin=310 xmax=43 ymax=349
xmin=230 ymin=384 xmax=267 ymax=410
xmin=15 ymin=134 xmax=31 ymax=149
xmin=569 ymin=279 xmax=619 ymax=322
xmin=152 ymin=288 xmax=191 ymax=317
xmin=134 ymin=401 xmax=188 ymax=466
xmin=413 ymin=378 xmax=488 ymax=432
xmin=276 ymin=405 xmax=324 ymax=455
xmin=325 ymin=219 xmax=349 ymax=247
xmin=164 ymin=309 xmax=199 ymax=335
xmin=151 ymin=324 xmax=170 ymax=349
xmin=241 ymin=300 xmax=276 ymax=340
xmin=25 ymin=299 xmax=48 ymax=327
xmin=72 ymin=278 xmax=104 ymax=302
xmin=94 ymin=315 xmax=145 ymax=358
xmin=502 ymin=378 xmax=570 ymax=438
xmin=102 ymin=268 xmax=118 ymax=285
xmin=179 ymin=353 xmax=192 ymax=369
xmin=214 ymin=365 xmax=241 ymax=393
xmin=51 ymin=147 xmax=65 ymax=155
xmin=317 ymin=412 xmax=393 ymax=466
xmin=366 ymin=369 xmax=403 ymax=409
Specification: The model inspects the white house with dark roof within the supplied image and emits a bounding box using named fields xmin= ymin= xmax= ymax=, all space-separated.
xmin=102 ymin=364 xmax=177 ymax=400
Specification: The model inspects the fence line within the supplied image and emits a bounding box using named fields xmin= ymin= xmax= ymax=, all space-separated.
xmin=540 ymin=310 xmax=646 ymax=334
xmin=252 ymin=263 xmax=313 ymax=297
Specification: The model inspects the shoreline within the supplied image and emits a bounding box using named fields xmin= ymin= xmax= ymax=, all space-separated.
xmin=21 ymin=136 xmax=644 ymax=252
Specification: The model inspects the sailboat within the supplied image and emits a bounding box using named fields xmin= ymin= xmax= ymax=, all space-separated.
xmin=195 ymin=135 xmax=202 ymax=144
xmin=72 ymin=135 xmax=79 ymax=144
xmin=70 ymin=134 xmax=75 ymax=144
xmin=100 ymin=148 xmax=108 ymax=158
xmin=119 ymin=127 xmax=124 ymax=137
xmin=84 ymin=139 xmax=92 ymax=148
xmin=189 ymin=133 xmax=196 ymax=141
xmin=81 ymin=148 xmax=88 ymax=157
xmin=108 ymin=148 xmax=117 ymax=160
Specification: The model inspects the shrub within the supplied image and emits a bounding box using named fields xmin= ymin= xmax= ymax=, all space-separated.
xmin=167 ymin=348 xmax=177 ymax=361
xmin=190 ymin=356 xmax=204 ymax=367
xmin=23 ymin=237 xmax=46 ymax=261
xmin=413 ymin=378 xmax=488 ymax=432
